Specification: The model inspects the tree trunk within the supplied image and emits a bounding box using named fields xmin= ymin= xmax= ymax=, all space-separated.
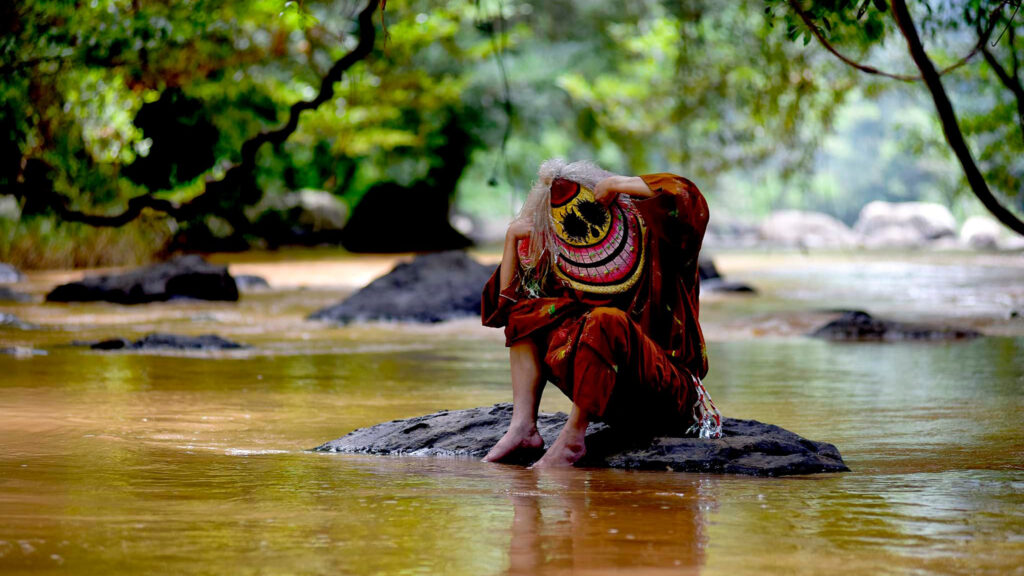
xmin=890 ymin=0 xmax=1024 ymax=236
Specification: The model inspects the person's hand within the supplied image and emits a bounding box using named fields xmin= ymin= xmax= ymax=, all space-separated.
xmin=595 ymin=176 xmax=654 ymax=205
xmin=593 ymin=176 xmax=621 ymax=207
xmin=506 ymin=217 xmax=533 ymax=242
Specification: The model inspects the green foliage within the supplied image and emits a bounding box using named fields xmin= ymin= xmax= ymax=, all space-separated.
xmin=764 ymin=0 xmax=1024 ymax=220
xmin=5 ymin=0 xmax=1020 ymax=267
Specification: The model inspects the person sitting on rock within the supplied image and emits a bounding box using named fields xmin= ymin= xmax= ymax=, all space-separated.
xmin=481 ymin=159 xmax=722 ymax=468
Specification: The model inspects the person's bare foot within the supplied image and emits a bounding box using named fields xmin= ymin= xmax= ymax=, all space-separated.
xmin=529 ymin=430 xmax=586 ymax=469
xmin=483 ymin=423 xmax=544 ymax=463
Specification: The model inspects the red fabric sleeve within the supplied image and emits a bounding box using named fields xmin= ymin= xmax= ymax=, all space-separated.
xmin=481 ymin=264 xmax=585 ymax=346
xmin=481 ymin=265 xmax=519 ymax=328
xmin=637 ymin=173 xmax=710 ymax=257
xmin=633 ymin=173 xmax=710 ymax=379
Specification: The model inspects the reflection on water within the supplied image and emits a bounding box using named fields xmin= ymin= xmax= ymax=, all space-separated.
xmin=0 ymin=250 xmax=1022 ymax=575
xmin=507 ymin=470 xmax=711 ymax=575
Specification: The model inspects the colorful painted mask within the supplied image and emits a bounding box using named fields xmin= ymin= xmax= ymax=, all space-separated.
xmin=547 ymin=177 xmax=646 ymax=294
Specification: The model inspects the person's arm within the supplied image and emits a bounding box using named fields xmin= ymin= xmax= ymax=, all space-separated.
xmin=500 ymin=218 xmax=533 ymax=291
xmin=592 ymin=175 xmax=655 ymax=206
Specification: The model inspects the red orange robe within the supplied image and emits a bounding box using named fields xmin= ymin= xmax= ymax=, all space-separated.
xmin=481 ymin=174 xmax=711 ymax=434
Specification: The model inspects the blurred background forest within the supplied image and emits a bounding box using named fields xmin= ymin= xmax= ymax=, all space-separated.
xmin=1 ymin=0 xmax=1022 ymax=268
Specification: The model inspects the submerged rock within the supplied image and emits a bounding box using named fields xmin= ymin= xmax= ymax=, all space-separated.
xmin=698 ymin=256 xmax=756 ymax=294
xmin=810 ymin=310 xmax=982 ymax=341
xmin=310 ymin=251 xmax=495 ymax=324
xmin=0 ymin=263 xmax=24 ymax=284
xmin=315 ymin=404 xmax=849 ymax=477
xmin=0 ymin=286 xmax=33 ymax=302
xmin=46 ymin=255 xmax=239 ymax=304
xmin=234 ymin=274 xmax=271 ymax=292
xmin=82 ymin=333 xmax=247 ymax=351
xmin=0 ymin=346 xmax=47 ymax=357
xmin=0 ymin=313 xmax=35 ymax=330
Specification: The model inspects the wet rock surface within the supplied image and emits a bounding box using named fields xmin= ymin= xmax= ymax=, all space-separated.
xmin=80 ymin=333 xmax=247 ymax=351
xmin=235 ymin=274 xmax=271 ymax=292
xmin=310 ymin=251 xmax=495 ymax=324
xmin=0 ymin=313 xmax=35 ymax=330
xmin=810 ymin=310 xmax=982 ymax=341
xmin=0 ymin=286 xmax=33 ymax=302
xmin=698 ymin=257 xmax=756 ymax=294
xmin=46 ymin=255 xmax=239 ymax=304
xmin=0 ymin=263 xmax=24 ymax=284
xmin=315 ymin=404 xmax=849 ymax=477
xmin=1 ymin=346 xmax=47 ymax=357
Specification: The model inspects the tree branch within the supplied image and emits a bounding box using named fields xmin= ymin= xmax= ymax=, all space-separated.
xmin=890 ymin=0 xmax=1024 ymax=236
xmin=788 ymin=0 xmax=1010 ymax=83
xmin=43 ymin=0 xmax=380 ymax=227
xmin=979 ymin=41 xmax=1024 ymax=145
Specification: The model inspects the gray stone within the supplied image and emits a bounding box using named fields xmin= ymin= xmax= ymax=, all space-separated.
xmin=81 ymin=333 xmax=247 ymax=351
xmin=46 ymin=255 xmax=239 ymax=304
xmin=310 ymin=251 xmax=495 ymax=324
xmin=0 ymin=263 xmax=24 ymax=284
xmin=234 ymin=274 xmax=271 ymax=292
xmin=0 ymin=347 xmax=47 ymax=357
xmin=314 ymin=403 xmax=850 ymax=477
xmin=810 ymin=310 xmax=982 ymax=341
xmin=959 ymin=216 xmax=1003 ymax=250
xmin=0 ymin=196 xmax=20 ymax=221
xmin=0 ymin=313 xmax=34 ymax=330
xmin=759 ymin=210 xmax=857 ymax=249
xmin=855 ymin=201 xmax=957 ymax=248
xmin=0 ymin=286 xmax=32 ymax=302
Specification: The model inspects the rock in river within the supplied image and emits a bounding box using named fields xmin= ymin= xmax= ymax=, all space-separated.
xmin=234 ymin=274 xmax=271 ymax=292
xmin=1 ymin=313 xmax=35 ymax=330
xmin=310 ymin=251 xmax=495 ymax=324
xmin=315 ymin=404 xmax=849 ymax=477
xmin=0 ymin=286 xmax=33 ymax=302
xmin=0 ymin=263 xmax=24 ymax=284
xmin=82 ymin=333 xmax=247 ymax=351
xmin=698 ymin=256 xmax=756 ymax=294
xmin=810 ymin=310 xmax=981 ymax=341
xmin=46 ymin=255 xmax=239 ymax=304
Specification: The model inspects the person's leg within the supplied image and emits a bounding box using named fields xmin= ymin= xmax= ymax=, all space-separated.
xmin=572 ymin=307 xmax=697 ymax=433
xmin=483 ymin=339 xmax=547 ymax=462
xmin=530 ymin=402 xmax=590 ymax=468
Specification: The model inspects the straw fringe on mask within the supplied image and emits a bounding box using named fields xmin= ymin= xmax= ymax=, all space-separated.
xmin=514 ymin=158 xmax=622 ymax=282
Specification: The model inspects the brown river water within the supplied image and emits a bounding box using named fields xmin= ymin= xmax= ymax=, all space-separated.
xmin=1 ymin=249 xmax=1022 ymax=575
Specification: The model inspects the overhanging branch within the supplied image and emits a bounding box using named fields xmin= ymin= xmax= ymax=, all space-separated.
xmin=44 ymin=0 xmax=380 ymax=227
xmin=787 ymin=0 xmax=1011 ymax=83
xmin=890 ymin=0 xmax=1024 ymax=236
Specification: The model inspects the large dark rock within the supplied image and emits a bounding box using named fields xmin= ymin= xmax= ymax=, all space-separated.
xmin=310 ymin=251 xmax=495 ymax=324
xmin=810 ymin=310 xmax=982 ymax=341
xmin=46 ymin=255 xmax=239 ymax=304
xmin=81 ymin=333 xmax=247 ymax=351
xmin=314 ymin=404 xmax=849 ymax=477
xmin=0 ymin=263 xmax=24 ymax=284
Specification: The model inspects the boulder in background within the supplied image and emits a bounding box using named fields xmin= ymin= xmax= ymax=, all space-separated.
xmin=854 ymin=201 xmax=956 ymax=249
xmin=759 ymin=210 xmax=857 ymax=249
